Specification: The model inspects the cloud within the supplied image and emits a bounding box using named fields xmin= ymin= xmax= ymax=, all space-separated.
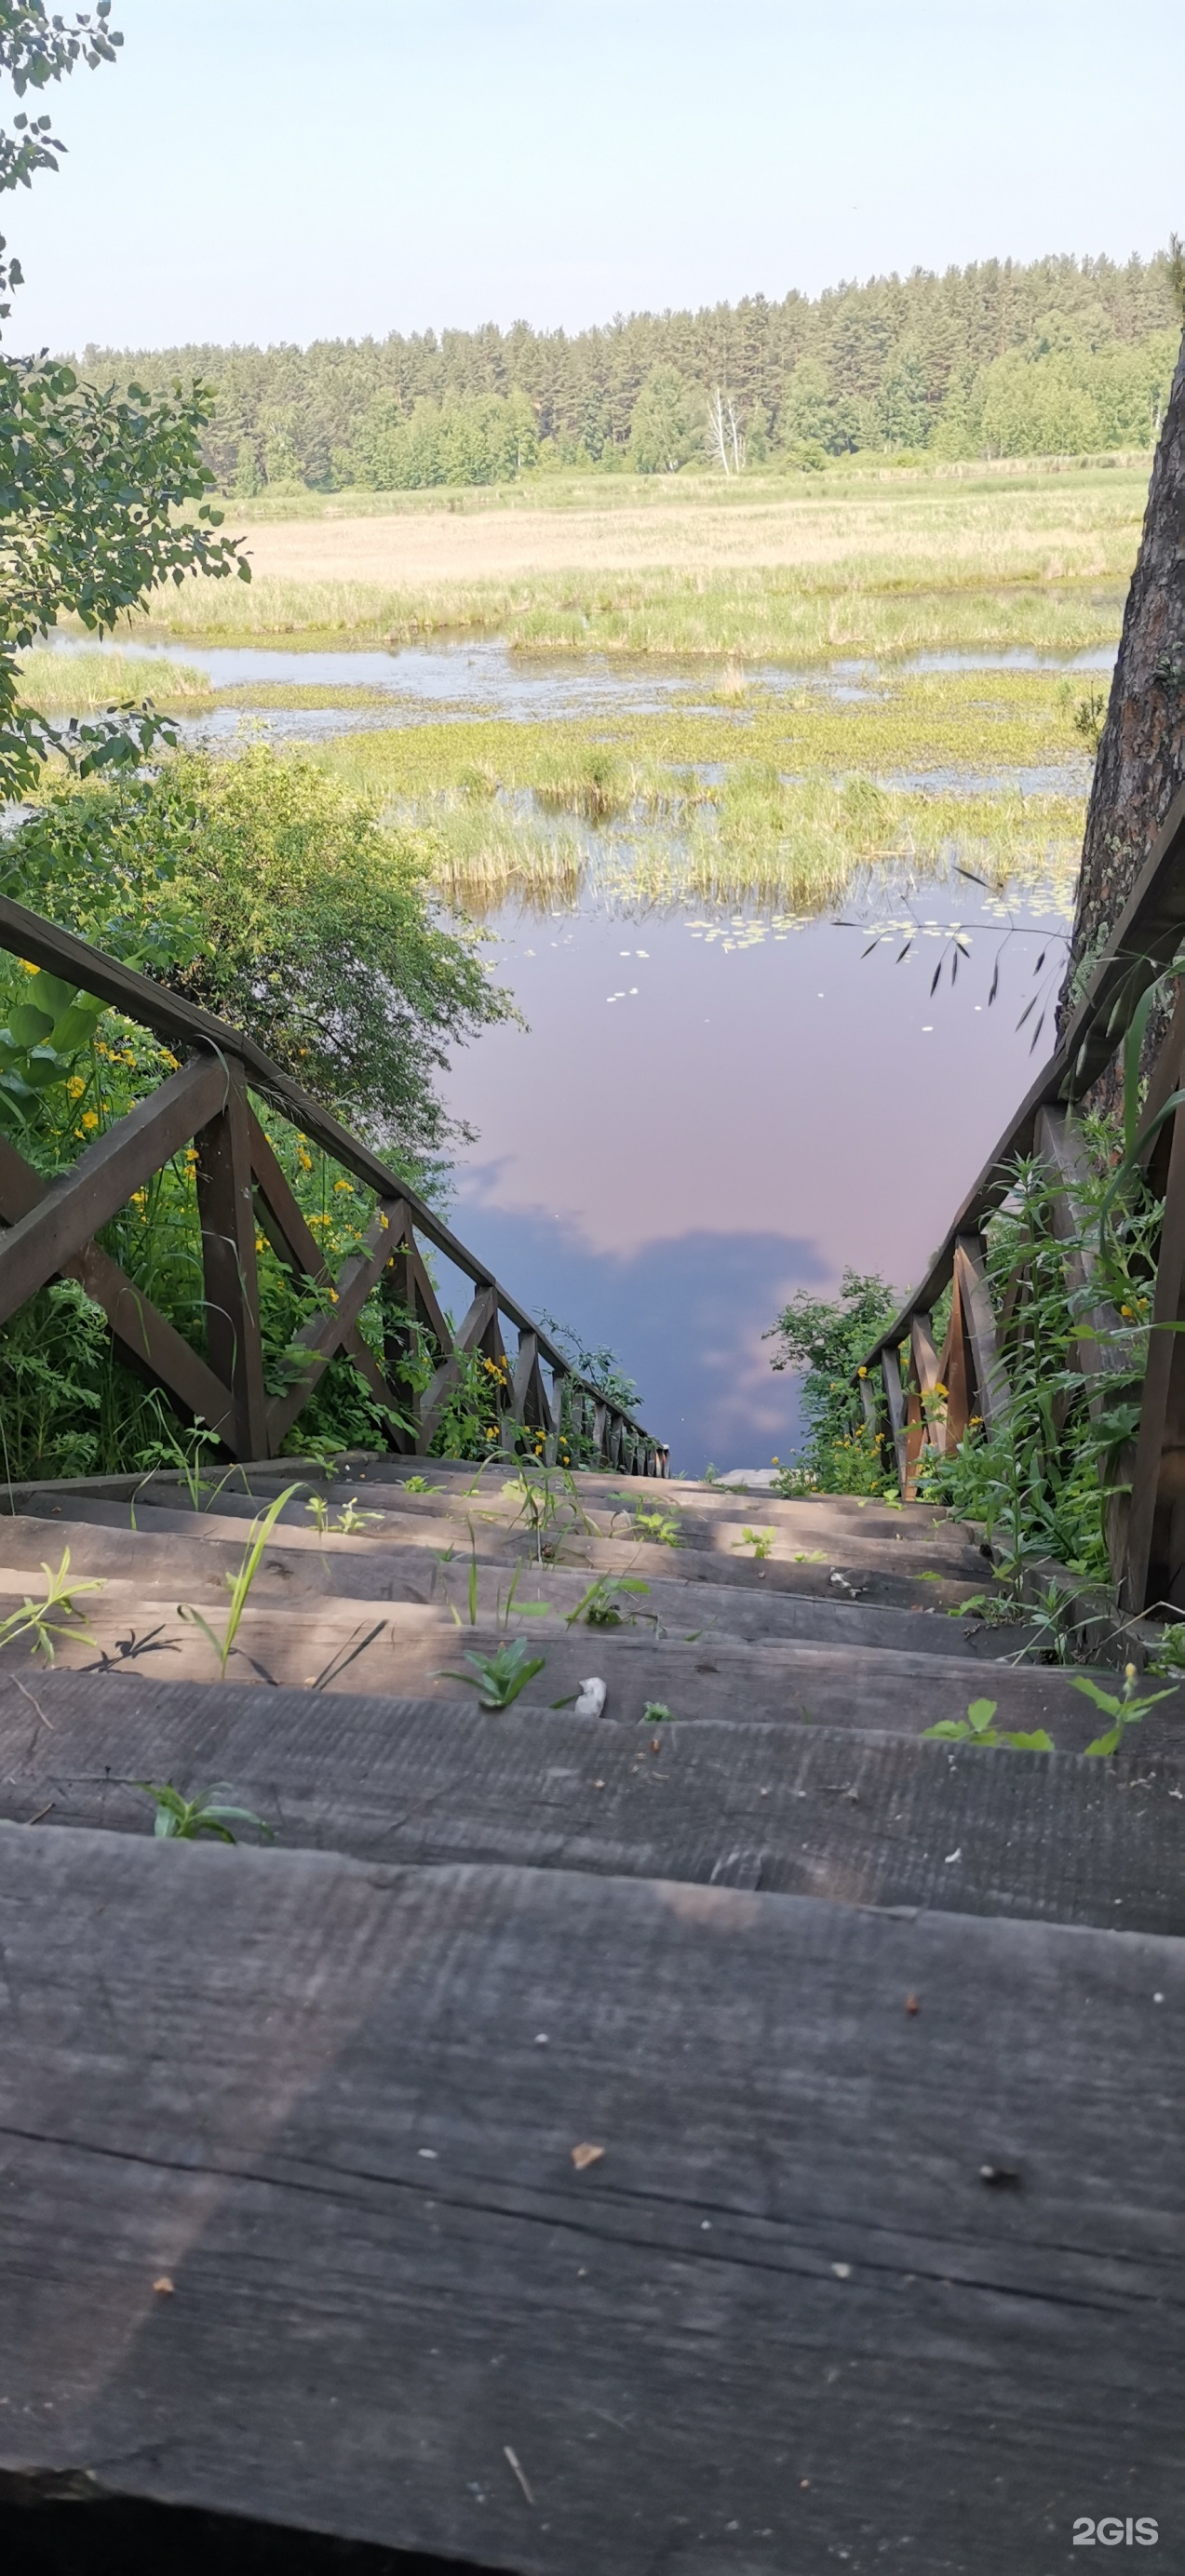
xmin=448 ymin=1179 xmax=828 ymax=1473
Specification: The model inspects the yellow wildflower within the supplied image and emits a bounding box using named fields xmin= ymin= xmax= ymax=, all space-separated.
xmin=20 ymin=959 xmax=36 ymax=973
xmin=856 ymin=1366 xmax=868 ymax=1379
xmin=66 ymin=1075 xmax=86 ymax=1099
xmin=81 ymin=1110 xmax=99 ymax=1131
xmin=333 ymin=1179 xmax=352 ymax=1192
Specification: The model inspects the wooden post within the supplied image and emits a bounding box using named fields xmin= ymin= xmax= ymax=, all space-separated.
xmin=953 ymin=1235 xmax=1009 ymax=1432
xmin=195 ymin=1063 xmax=268 ymax=1462
xmin=1124 ymin=1101 xmax=1185 ymax=1613
xmin=881 ymin=1348 xmax=908 ymax=1495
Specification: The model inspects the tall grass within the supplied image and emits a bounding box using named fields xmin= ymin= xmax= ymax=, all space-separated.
xmin=125 ymin=566 xmax=1127 ymax=664
xmin=107 ymin=464 xmax=1145 ymax=663
xmin=372 ymin=770 xmax=1084 ymax=917
xmin=18 ymin=647 xmax=213 ymax=711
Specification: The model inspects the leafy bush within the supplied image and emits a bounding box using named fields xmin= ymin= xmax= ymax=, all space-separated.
xmin=764 ymin=1268 xmax=897 ymax=1494
xmin=12 ymin=745 xmax=515 ymax=1151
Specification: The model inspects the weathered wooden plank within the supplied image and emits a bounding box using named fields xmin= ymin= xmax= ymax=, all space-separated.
xmin=1124 ymin=1093 xmax=1185 ymax=1614
xmin=952 ymin=1235 xmax=1009 ymax=1431
xmin=3 ymin=1673 xmax=1184 ymax=1935
xmin=264 ymin=1203 xmax=406 ymax=1452
xmin=417 ymin=1284 xmax=497 ymax=1449
xmin=880 ymin=1346 xmax=908 ymax=1492
xmin=195 ymin=1062 xmax=268 ymax=1461
xmin=0 ymin=1602 xmax=1165 ymax=1740
xmin=1 ymin=1830 xmax=1182 ymax=2569
xmin=0 ymin=1504 xmax=997 ymax=1661
xmin=0 ymin=1132 xmax=236 ymax=1443
xmin=0 ymin=1056 xmax=227 ymax=1332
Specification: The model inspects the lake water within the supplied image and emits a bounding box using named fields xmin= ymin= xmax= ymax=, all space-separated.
xmin=438 ymin=870 xmax=1068 ymax=1474
xmin=47 ymin=629 xmax=1084 ymax=1471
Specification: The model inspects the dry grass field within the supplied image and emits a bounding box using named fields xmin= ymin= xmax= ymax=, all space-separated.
xmin=138 ymin=459 xmax=1148 ymax=662
xmin=235 ymin=473 xmax=1139 ymax=584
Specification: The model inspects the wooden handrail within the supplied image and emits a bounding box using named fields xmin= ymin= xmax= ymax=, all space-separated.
xmin=860 ymin=780 xmax=1185 ymax=1371
xmin=0 ymin=897 xmax=668 ymax=1476
xmin=852 ymin=780 xmax=1185 ymax=1608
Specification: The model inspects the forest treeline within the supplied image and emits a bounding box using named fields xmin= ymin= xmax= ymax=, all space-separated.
xmin=79 ymin=249 xmax=1184 ymax=493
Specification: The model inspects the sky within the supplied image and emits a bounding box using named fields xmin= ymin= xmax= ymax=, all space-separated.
xmin=7 ymin=0 xmax=1185 ymax=355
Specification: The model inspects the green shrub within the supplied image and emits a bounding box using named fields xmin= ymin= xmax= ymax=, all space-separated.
xmin=764 ymin=1269 xmax=897 ymax=1494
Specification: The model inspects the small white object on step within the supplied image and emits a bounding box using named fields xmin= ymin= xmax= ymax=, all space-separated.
xmin=574 ymin=1677 xmax=607 ymax=1717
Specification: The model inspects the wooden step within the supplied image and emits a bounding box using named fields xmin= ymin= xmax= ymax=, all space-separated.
xmin=10 ymin=1462 xmax=987 ymax=1563
xmin=0 ymin=1511 xmax=993 ymax=1659
xmin=2 ymin=1826 xmax=1179 ymax=2570
xmin=28 ymin=1491 xmax=988 ymax=1608
xmin=4 ymin=1670 xmax=1183 ymax=1934
xmin=0 ymin=1592 xmax=1160 ymax=1737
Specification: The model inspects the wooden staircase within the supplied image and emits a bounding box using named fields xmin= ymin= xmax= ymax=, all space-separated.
xmin=2 ymin=1458 xmax=1182 ymax=2572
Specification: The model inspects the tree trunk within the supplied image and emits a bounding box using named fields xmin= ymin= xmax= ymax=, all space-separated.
xmin=1058 ymin=332 xmax=1185 ymax=1060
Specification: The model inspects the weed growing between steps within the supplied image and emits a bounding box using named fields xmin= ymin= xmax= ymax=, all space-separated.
xmin=0 ymin=1550 xmax=104 ymax=1663
xmin=135 ymin=1781 xmax=275 ymax=1844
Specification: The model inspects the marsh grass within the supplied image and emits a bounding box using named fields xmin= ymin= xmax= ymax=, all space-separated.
xmin=308 ymin=669 xmax=1092 ymax=806
xmin=18 ymin=647 xmax=214 ymax=713
xmin=133 ymin=565 xmax=1127 ymax=665
xmin=377 ymin=766 xmax=1083 ymax=916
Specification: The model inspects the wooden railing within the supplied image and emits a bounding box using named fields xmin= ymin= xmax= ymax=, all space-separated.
xmin=855 ymin=781 xmax=1185 ymax=1612
xmin=0 ymin=895 xmax=668 ymax=1478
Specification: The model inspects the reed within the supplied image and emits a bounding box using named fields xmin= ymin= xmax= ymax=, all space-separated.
xmin=376 ymin=771 xmax=1084 ymax=919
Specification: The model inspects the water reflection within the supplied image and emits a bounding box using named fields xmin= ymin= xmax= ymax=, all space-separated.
xmin=442 ymin=873 xmax=1068 ymax=1472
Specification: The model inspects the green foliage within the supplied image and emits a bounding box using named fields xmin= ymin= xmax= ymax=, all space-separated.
xmin=922 ymin=1137 xmax=1158 ymax=1591
xmin=345 ymin=387 xmax=539 ymax=490
xmin=1148 ymin=1619 xmax=1185 ymax=1676
xmin=1069 ymin=1666 xmax=1177 ymax=1758
xmin=765 ymin=1268 xmax=897 ymax=1494
xmin=923 ymin=1696 xmax=1054 ymax=1752
xmin=304 ymin=1492 xmax=382 ymax=1536
xmin=14 ymin=745 xmax=514 ymax=1148
xmin=84 ymin=248 xmax=1183 ymax=490
xmin=0 ymin=4 xmax=249 ymax=797
xmin=135 ymin=1780 xmax=275 ymax=1844
xmin=564 ymin=1573 xmax=651 ymax=1629
xmin=0 ymin=1543 xmax=103 ymax=1659
xmin=177 ymin=1485 xmax=303 ymax=1676
xmin=734 ymin=1526 xmax=774 ymax=1559
xmin=627 ymin=368 xmax=699 ymax=474
xmin=631 ymin=1507 xmax=680 ymax=1547
xmin=440 ymin=1636 xmax=546 ymax=1709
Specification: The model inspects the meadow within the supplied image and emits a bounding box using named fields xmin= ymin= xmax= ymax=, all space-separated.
xmin=136 ymin=458 xmax=1143 ymax=664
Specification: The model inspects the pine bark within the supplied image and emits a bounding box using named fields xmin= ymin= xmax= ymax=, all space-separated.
xmin=1058 ymin=335 xmax=1185 ymax=1043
